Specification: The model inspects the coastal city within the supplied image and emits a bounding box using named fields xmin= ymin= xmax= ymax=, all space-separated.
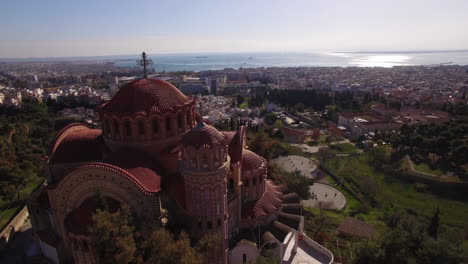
xmin=1 ymin=0 xmax=468 ymax=263
xmin=0 ymin=55 xmax=467 ymax=264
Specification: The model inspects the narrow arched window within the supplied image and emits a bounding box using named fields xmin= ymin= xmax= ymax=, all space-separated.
xmin=166 ymin=117 xmax=171 ymax=132
xmin=229 ymin=178 xmax=234 ymax=190
xmin=125 ymin=120 xmax=132 ymax=136
xmin=202 ymin=154 xmax=208 ymax=164
xmin=105 ymin=120 xmax=111 ymax=136
xmin=82 ymin=240 xmax=89 ymax=252
xmin=187 ymin=112 xmax=191 ymax=127
xmin=113 ymin=120 xmax=120 ymax=136
xmin=178 ymin=113 xmax=183 ymax=129
xmin=152 ymin=119 xmax=158 ymax=134
xmin=138 ymin=120 xmax=145 ymax=135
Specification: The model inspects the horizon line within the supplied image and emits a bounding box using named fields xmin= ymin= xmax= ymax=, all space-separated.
xmin=1 ymin=48 xmax=468 ymax=62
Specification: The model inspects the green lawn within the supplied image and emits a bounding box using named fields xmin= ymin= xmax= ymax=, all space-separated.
xmin=0 ymin=176 xmax=44 ymax=230
xmin=325 ymin=154 xmax=468 ymax=228
xmin=413 ymin=162 xmax=444 ymax=176
xmin=239 ymin=102 xmax=249 ymax=109
xmin=329 ymin=143 xmax=358 ymax=154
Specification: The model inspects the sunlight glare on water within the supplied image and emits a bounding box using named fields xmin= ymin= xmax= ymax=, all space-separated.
xmin=350 ymin=55 xmax=411 ymax=67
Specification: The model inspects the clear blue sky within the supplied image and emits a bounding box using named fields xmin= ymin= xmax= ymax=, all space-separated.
xmin=1 ymin=0 xmax=467 ymax=57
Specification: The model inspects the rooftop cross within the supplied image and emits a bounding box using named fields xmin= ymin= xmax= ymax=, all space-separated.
xmin=136 ymin=52 xmax=153 ymax=78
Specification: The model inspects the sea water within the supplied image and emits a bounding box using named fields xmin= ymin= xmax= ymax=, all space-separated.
xmin=114 ymin=51 xmax=468 ymax=72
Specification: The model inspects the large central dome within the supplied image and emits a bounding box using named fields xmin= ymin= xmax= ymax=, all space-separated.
xmin=99 ymin=78 xmax=192 ymax=115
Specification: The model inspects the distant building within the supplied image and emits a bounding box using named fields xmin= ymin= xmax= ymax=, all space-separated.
xmin=210 ymin=78 xmax=218 ymax=95
xmin=282 ymin=127 xmax=308 ymax=143
xmin=338 ymin=113 xmax=399 ymax=139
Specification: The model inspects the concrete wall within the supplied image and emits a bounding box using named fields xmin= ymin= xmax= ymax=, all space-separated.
xmin=0 ymin=206 xmax=29 ymax=248
xmin=302 ymin=234 xmax=334 ymax=264
xmin=230 ymin=242 xmax=259 ymax=264
xmin=39 ymin=239 xmax=59 ymax=264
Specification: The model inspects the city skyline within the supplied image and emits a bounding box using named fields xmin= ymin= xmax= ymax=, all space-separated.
xmin=2 ymin=0 xmax=468 ymax=58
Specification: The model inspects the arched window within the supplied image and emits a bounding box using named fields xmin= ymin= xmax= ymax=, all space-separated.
xmin=166 ymin=117 xmax=171 ymax=132
xmin=152 ymin=119 xmax=158 ymax=134
xmin=106 ymin=120 xmax=111 ymax=136
xmin=82 ymin=241 xmax=89 ymax=252
xmin=253 ymin=178 xmax=257 ymax=185
xmin=243 ymin=254 xmax=247 ymax=264
xmin=229 ymin=178 xmax=234 ymax=190
xmin=178 ymin=113 xmax=183 ymax=129
xmin=202 ymin=154 xmax=208 ymax=165
xmin=138 ymin=120 xmax=145 ymax=135
xmin=244 ymin=179 xmax=249 ymax=187
xmin=186 ymin=112 xmax=191 ymax=127
xmin=113 ymin=120 xmax=120 ymax=136
xmin=125 ymin=120 xmax=132 ymax=136
xmin=207 ymin=221 xmax=212 ymax=230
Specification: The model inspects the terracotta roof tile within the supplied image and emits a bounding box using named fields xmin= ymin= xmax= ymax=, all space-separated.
xmin=99 ymin=78 xmax=193 ymax=115
xmin=242 ymin=149 xmax=266 ymax=172
xmin=181 ymin=122 xmax=228 ymax=149
xmin=103 ymin=149 xmax=162 ymax=193
xmin=49 ymin=127 xmax=107 ymax=164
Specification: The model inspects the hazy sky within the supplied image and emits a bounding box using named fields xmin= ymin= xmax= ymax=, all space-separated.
xmin=1 ymin=0 xmax=467 ymax=57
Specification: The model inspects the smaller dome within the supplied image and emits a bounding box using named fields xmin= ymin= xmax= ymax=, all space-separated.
xmin=181 ymin=122 xmax=227 ymax=149
xmin=242 ymin=149 xmax=265 ymax=172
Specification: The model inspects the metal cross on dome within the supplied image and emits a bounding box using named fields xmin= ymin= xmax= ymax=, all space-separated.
xmin=136 ymin=52 xmax=153 ymax=78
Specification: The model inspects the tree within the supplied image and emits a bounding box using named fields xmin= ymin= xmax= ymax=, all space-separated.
xmin=427 ymin=207 xmax=440 ymax=240
xmin=237 ymin=95 xmax=245 ymax=106
xmin=195 ymin=234 xmax=221 ymax=263
xmin=316 ymin=148 xmax=333 ymax=167
xmin=255 ymin=255 xmax=281 ymax=264
xmin=140 ymin=229 xmax=203 ymax=264
xmin=311 ymin=128 xmax=321 ymax=143
xmin=89 ymin=205 xmax=137 ymax=264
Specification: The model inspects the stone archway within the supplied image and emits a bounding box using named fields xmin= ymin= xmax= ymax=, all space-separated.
xmin=47 ymin=164 xmax=161 ymax=252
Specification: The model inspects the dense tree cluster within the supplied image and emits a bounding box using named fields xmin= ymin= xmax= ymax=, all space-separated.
xmin=266 ymin=89 xmax=363 ymax=112
xmin=268 ymin=165 xmax=314 ymax=200
xmin=353 ymin=210 xmax=464 ymax=264
xmin=389 ymin=121 xmax=468 ymax=168
xmin=0 ymin=103 xmax=56 ymax=201
xmin=89 ymin=204 xmax=220 ymax=264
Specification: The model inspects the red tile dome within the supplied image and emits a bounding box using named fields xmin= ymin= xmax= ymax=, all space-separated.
xmin=242 ymin=149 xmax=265 ymax=172
xmin=181 ymin=122 xmax=227 ymax=149
xmin=99 ymin=78 xmax=193 ymax=115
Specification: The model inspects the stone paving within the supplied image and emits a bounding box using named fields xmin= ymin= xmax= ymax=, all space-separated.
xmin=270 ymin=155 xmax=318 ymax=179
xmin=291 ymin=144 xmax=320 ymax=154
xmin=302 ymin=183 xmax=346 ymax=211
xmin=271 ymin=155 xmax=346 ymax=211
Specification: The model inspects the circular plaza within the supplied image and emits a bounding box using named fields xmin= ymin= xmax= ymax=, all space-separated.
xmin=270 ymin=155 xmax=318 ymax=178
xmin=302 ymin=183 xmax=346 ymax=211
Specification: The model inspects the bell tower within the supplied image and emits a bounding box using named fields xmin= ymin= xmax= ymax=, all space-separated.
xmin=179 ymin=122 xmax=230 ymax=264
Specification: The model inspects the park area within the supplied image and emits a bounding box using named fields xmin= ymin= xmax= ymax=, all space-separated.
xmin=323 ymin=151 xmax=468 ymax=228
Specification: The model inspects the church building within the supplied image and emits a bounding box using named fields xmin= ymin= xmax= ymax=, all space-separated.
xmin=28 ymin=68 xmax=307 ymax=263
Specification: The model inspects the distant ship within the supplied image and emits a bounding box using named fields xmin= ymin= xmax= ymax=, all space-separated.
xmin=195 ymin=56 xmax=208 ymax=58
xmin=248 ymin=57 xmax=253 ymax=59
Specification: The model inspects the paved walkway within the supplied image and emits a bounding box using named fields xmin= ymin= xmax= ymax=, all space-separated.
xmin=291 ymin=144 xmax=319 ymax=154
xmin=271 ymin=155 xmax=318 ymax=179
xmin=0 ymin=219 xmax=35 ymax=263
xmin=283 ymin=234 xmax=332 ymax=264
xmin=302 ymin=183 xmax=346 ymax=211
